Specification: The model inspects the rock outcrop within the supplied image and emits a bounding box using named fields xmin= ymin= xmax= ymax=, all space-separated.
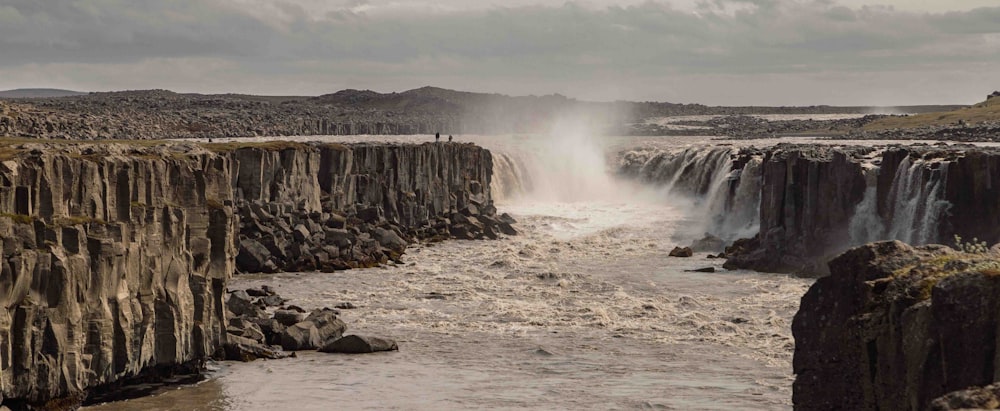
xmin=0 ymin=143 xmax=236 ymax=408
xmin=793 ymin=240 xmax=1000 ymax=410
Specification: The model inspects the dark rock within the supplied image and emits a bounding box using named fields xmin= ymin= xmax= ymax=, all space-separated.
xmin=689 ymin=233 xmax=725 ymax=253
xmin=273 ymin=310 xmax=307 ymax=327
xmin=792 ymin=240 xmax=1000 ymax=410
xmin=280 ymin=322 xmax=322 ymax=351
xmin=498 ymin=222 xmax=518 ymax=236
xmin=237 ymin=239 xmax=273 ymax=273
xmin=305 ymin=309 xmax=347 ymax=344
xmin=334 ymin=302 xmax=357 ymax=309
xmin=499 ymin=213 xmax=517 ymax=224
xmin=227 ymin=290 xmax=262 ymax=318
xmin=244 ymin=286 xmax=272 ymax=297
xmin=668 ymin=246 xmax=693 ymax=257
xmin=318 ymin=335 xmax=399 ymax=354
xmin=373 ymin=227 xmax=407 ymax=252
xmin=259 ymin=294 xmax=286 ymax=307
xmin=223 ymin=335 xmax=293 ymax=361
xmin=685 ymin=267 xmax=715 ymax=273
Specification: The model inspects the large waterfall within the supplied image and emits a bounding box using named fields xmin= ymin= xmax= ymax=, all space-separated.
xmin=617 ymin=146 xmax=762 ymax=241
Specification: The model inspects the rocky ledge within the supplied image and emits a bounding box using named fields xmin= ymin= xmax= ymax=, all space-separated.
xmin=794 ymin=240 xmax=1000 ymax=410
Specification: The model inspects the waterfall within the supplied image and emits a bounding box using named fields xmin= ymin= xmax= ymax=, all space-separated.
xmin=621 ymin=147 xmax=762 ymax=241
xmin=848 ymin=166 xmax=885 ymax=245
xmin=710 ymin=156 xmax=762 ymax=240
xmin=490 ymin=152 xmax=534 ymax=202
xmin=848 ymin=156 xmax=951 ymax=246
xmin=885 ymin=157 xmax=951 ymax=245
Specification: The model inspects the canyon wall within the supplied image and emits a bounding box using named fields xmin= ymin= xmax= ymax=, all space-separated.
xmin=723 ymin=145 xmax=1000 ymax=276
xmin=224 ymin=142 xmax=502 ymax=273
xmin=0 ymin=140 xmax=501 ymax=407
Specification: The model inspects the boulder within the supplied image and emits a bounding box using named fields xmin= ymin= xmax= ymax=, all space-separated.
xmin=223 ymin=335 xmax=293 ymax=362
xmin=280 ymin=322 xmax=322 ymax=351
xmin=318 ymin=335 xmax=399 ymax=354
xmin=499 ymin=213 xmax=517 ymax=224
xmin=227 ymin=290 xmax=263 ymax=318
xmin=689 ymin=234 xmax=726 ymax=253
xmin=306 ymin=309 xmax=347 ymax=343
xmin=669 ymin=246 xmax=693 ymax=257
xmin=498 ymin=222 xmax=518 ymax=236
xmin=273 ymin=309 xmax=307 ymax=326
xmin=373 ymin=227 xmax=407 ymax=252
xmin=237 ymin=239 xmax=273 ymax=273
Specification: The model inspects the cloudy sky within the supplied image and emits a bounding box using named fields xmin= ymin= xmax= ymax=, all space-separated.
xmin=0 ymin=0 xmax=997 ymax=105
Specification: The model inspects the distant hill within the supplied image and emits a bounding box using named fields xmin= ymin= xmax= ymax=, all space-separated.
xmin=865 ymin=96 xmax=1000 ymax=130
xmin=0 ymin=88 xmax=87 ymax=98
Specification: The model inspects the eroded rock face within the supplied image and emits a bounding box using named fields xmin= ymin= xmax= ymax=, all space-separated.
xmin=0 ymin=144 xmax=236 ymax=406
xmin=228 ymin=142 xmax=503 ymax=273
xmin=793 ymin=240 xmax=1000 ymax=410
xmin=724 ymin=145 xmax=1000 ymax=277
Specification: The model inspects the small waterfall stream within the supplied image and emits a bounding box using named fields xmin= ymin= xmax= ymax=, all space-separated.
xmin=849 ymin=156 xmax=952 ymax=246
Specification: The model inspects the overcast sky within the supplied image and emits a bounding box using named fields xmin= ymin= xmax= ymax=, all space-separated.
xmin=0 ymin=0 xmax=997 ymax=105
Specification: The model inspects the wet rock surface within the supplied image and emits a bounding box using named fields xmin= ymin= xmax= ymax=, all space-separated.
xmin=793 ymin=240 xmax=1000 ymax=410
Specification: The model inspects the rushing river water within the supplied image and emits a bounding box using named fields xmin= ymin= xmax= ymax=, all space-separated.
xmin=92 ymin=132 xmax=930 ymax=411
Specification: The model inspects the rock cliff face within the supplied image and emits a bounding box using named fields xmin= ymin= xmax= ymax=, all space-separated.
xmin=722 ymin=145 xmax=1000 ymax=276
xmin=793 ymin=241 xmax=1000 ymax=410
xmin=0 ymin=140 xmax=504 ymax=407
xmin=222 ymin=142 xmax=503 ymax=273
xmin=0 ymin=143 xmax=236 ymax=407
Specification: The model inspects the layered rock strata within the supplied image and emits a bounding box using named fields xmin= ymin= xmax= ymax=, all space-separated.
xmin=793 ymin=241 xmax=1000 ymax=410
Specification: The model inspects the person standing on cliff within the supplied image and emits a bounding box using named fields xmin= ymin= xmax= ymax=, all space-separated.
xmin=435 ymin=132 xmax=440 ymax=142
xmin=448 ymin=135 xmax=453 ymax=142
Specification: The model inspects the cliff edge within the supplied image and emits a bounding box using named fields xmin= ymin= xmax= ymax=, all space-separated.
xmin=794 ymin=240 xmax=1000 ymax=410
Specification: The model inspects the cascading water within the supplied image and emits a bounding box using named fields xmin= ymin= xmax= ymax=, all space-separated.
xmin=848 ymin=155 xmax=951 ymax=245
xmin=885 ymin=157 xmax=951 ymax=245
xmin=848 ymin=165 xmax=886 ymax=245
xmin=618 ymin=147 xmax=762 ymax=241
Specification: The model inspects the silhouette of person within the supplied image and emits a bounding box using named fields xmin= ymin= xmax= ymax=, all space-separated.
xmin=435 ymin=132 xmax=440 ymax=142
xmin=448 ymin=135 xmax=453 ymax=142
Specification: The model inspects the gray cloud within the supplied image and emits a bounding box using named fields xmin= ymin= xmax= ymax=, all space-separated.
xmin=0 ymin=0 xmax=996 ymax=105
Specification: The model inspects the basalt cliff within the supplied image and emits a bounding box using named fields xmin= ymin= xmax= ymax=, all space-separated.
xmin=793 ymin=241 xmax=1000 ymax=411
xmin=0 ymin=140 xmax=502 ymax=408
xmin=620 ymin=143 xmax=1000 ymax=276
xmin=723 ymin=144 xmax=1000 ymax=275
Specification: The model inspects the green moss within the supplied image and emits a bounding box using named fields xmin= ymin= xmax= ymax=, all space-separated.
xmin=0 ymin=212 xmax=35 ymax=224
xmin=201 ymin=140 xmax=310 ymax=153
